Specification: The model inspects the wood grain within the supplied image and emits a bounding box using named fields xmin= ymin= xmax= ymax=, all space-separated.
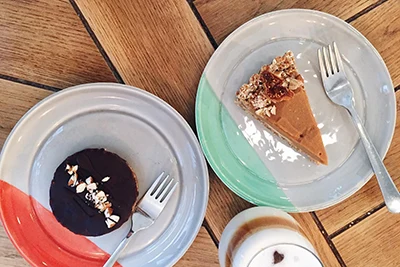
xmin=350 ymin=0 xmax=400 ymax=87
xmin=175 ymin=227 xmax=219 ymax=267
xmin=316 ymin=84 xmax=400 ymax=234
xmin=206 ymin=175 xmax=341 ymax=266
xmin=0 ymin=223 xmax=219 ymax=267
xmin=333 ymin=208 xmax=400 ymax=266
xmin=195 ymin=0 xmax=379 ymax=44
xmin=74 ymin=0 xmax=214 ymax=126
xmin=0 ymin=80 xmax=51 ymax=147
xmin=0 ymin=222 xmax=28 ymax=267
xmin=0 ymin=0 xmax=116 ymax=88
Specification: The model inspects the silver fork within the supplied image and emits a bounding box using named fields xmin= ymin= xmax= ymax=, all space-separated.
xmin=104 ymin=172 xmax=178 ymax=267
xmin=318 ymin=42 xmax=400 ymax=213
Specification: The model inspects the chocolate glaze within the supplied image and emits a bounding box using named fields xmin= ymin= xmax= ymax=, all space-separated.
xmin=49 ymin=148 xmax=139 ymax=236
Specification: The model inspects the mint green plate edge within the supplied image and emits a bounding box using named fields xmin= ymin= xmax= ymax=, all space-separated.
xmin=195 ymin=75 xmax=296 ymax=211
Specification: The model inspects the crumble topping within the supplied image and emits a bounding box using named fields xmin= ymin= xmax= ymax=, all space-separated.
xmin=65 ymin=164 xmax=120 ymax=228
xmin=236 ymin=51 xmax=304 ymax=117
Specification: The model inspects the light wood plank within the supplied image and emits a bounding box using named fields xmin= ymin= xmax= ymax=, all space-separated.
xmin=316 ymin=89 xmax=400 ymax=234
xmin=0 ymin=80 xmax=51 ymax=147
xmin=195 ymin=0 xmax=400 ymax=87
xmin=350 ymin=0 xmax=400 ymax=87
xmin=74 ymin=0 xmax=214 ymax=126
xmin=175 ymin=227 xmax=219 ymax=267
xmin=0 ymin=222 xmax=28 ymax=267
xmin=0 ymin=223 xmax=218 ymax=267
xmin=195 ymin=0 xmax=379 ymax=44
xmin=206 ymin=176 xmax=341 ymax=266
xmin=333 ymin=208 xmax=400 ymax=266
xmin=0 ymin=0 xmax=116 ymax=88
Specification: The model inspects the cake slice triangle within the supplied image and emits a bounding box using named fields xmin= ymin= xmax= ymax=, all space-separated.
xmin=236 ymin=51 xmax=328 ymax=165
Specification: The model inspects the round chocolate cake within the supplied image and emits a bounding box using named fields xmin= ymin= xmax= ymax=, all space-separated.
xmin=50 ymin=148 xmax=139 ymax=236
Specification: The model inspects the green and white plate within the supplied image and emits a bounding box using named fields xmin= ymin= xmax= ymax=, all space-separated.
xmin=195 ymin=9 xmax=396 ymax=212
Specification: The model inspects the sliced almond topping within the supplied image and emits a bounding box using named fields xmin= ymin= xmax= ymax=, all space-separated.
xmin=109 ymin=215 xmax=120 ymax=223
xmin=76 ymin=182 xmax=87 ymax=193
xmin=65 ymin=164 xmax=71 ymax=170
xmin=71 ymin=165 xmax=78 ymax=173
xmin=96 ymin=191 xmax=106 ymax=199
xmin=87 ymin=183 xmax=97 ymax=192
xmin=102 ymin=176 xmax=110 ymax=182
xmin=65 ymin=164 xmax=73 ymax=175
xmin=104 ymin=207 xmax=113 ymax=217
xmin=105 ymin=218 xmax=116 ymax=228
xmin=85 ymin=176 xmax=94 ymax=184
xmin=97 ymin=203 xmax=106 ymax=212
xmin=68 ymin=174 xmax=76 ymax=186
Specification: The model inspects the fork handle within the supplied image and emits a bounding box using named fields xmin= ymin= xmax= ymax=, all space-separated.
xmin=103 ymin=231 xmax=135 ymax=267
xmin=347 ymin=106 xmax=400 ymax=213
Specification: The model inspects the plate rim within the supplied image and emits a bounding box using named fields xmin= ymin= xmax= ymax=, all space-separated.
xmin=195 ymin=9 xmax=396 ymax=212
xmin=0 ymin=82 xmax=209 ymax=266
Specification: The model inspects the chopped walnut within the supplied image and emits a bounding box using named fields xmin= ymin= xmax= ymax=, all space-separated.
xmin=236 ymin=51 xmax=304 ymax=114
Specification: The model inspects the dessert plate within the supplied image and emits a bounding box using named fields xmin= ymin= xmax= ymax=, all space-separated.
xmin=196 ymin=9 xmax=396 ymax=212
xmin=0 ymin=83 xmax=209 ymax=266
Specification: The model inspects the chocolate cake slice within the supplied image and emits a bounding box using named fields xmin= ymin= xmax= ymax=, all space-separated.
xmin=50 ymin=148 xmax=139 ymax=236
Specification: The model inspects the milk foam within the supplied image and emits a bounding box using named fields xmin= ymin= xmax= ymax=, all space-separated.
xmin=249 ymin=244 xmax=322 ymax=267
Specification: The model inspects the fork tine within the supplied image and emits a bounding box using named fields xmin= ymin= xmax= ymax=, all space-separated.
xmin=328 ymin=44 xmax=338 ymax=73
xmin=153 ymin=175 xmax=170 ymax=197
xmin=322 ymin=46 xmax=332 ymax=76
xmin=318 ymin=49 xmax=327 ymax=77
xmin=158 ymin=178 xmax=174 ymax=201
xmin=160 ymin=182 xmax=178 ymax=203
xmin=333 ymin=42 xmax=344 ymax=72
xmin=147 ymin=172 xmax=165 ymax=196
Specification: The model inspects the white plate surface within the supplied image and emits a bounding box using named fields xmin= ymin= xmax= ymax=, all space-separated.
xmin=0 ymin=83 xmax=209 ymax=266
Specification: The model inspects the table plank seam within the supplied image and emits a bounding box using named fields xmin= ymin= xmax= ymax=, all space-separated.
xmin=395 ymin=85 xmax=400 ymax=92
xmin=203 ymin=219 xmax=219 ymax=248
xmin=187 ymin=0 xmax=218 ymax=49
xmin=68 ymin=0 xmax=125 ymax=84
xmin=345 ymin=0 xmax=389 ymax=23
xmin=0 ymin=74 xmax=61 ymax=92
xmin=329 ymin=202 xmax=386 ymax=239
xmin=311 ymin=212 xmax=347 ymax=267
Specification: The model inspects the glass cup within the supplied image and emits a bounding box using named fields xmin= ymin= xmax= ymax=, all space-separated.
xmin=219 ymin=207 xmax=323 ymax=267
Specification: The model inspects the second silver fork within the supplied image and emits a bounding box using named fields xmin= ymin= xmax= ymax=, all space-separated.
xmin=104 ymin=172 xmax=178 ymax=267
xmin=318 ymin=42 xmax=400 ymax=213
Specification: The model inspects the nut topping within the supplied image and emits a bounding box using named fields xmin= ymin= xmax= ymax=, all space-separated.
xmin=76 ymin=182 xmax=87 ymax=193
xmin=109 ymin=215 xmax=120 ymax=223
xmin=65 ymin=164 xmax=73 ymax=175
xmin=102 ymin=176 xmax=110 ymax=182
xmin=105 ymin=218 xmax=116 ymax=229
xmin=236 ymin=51 xmax=304 ymax=117
xmin=104 ymin=207 xmax=113 ymax=218
xmin=68 ymin=174 xmax=77 ymax=186
xmin=85 ymin=176 xmax=94 ymax=184
xmin=64 ymin=163 xmax=120 ymax=228
xmin=87 ymin=182 xmax=97 ymax=192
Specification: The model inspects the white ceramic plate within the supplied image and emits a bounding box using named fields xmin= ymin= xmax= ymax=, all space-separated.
xmin=0 ymin=83 xmax=209 ymax=267
xmin=196 ymin=9 xmax=396 ymax=211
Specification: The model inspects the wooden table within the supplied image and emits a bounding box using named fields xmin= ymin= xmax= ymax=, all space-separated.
xmin=0 ymin=0 xmax=399 ymax=266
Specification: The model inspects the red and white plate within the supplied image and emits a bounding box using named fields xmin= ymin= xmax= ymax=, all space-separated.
xmin=0 ymin=83 xmax=209 ymax=267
